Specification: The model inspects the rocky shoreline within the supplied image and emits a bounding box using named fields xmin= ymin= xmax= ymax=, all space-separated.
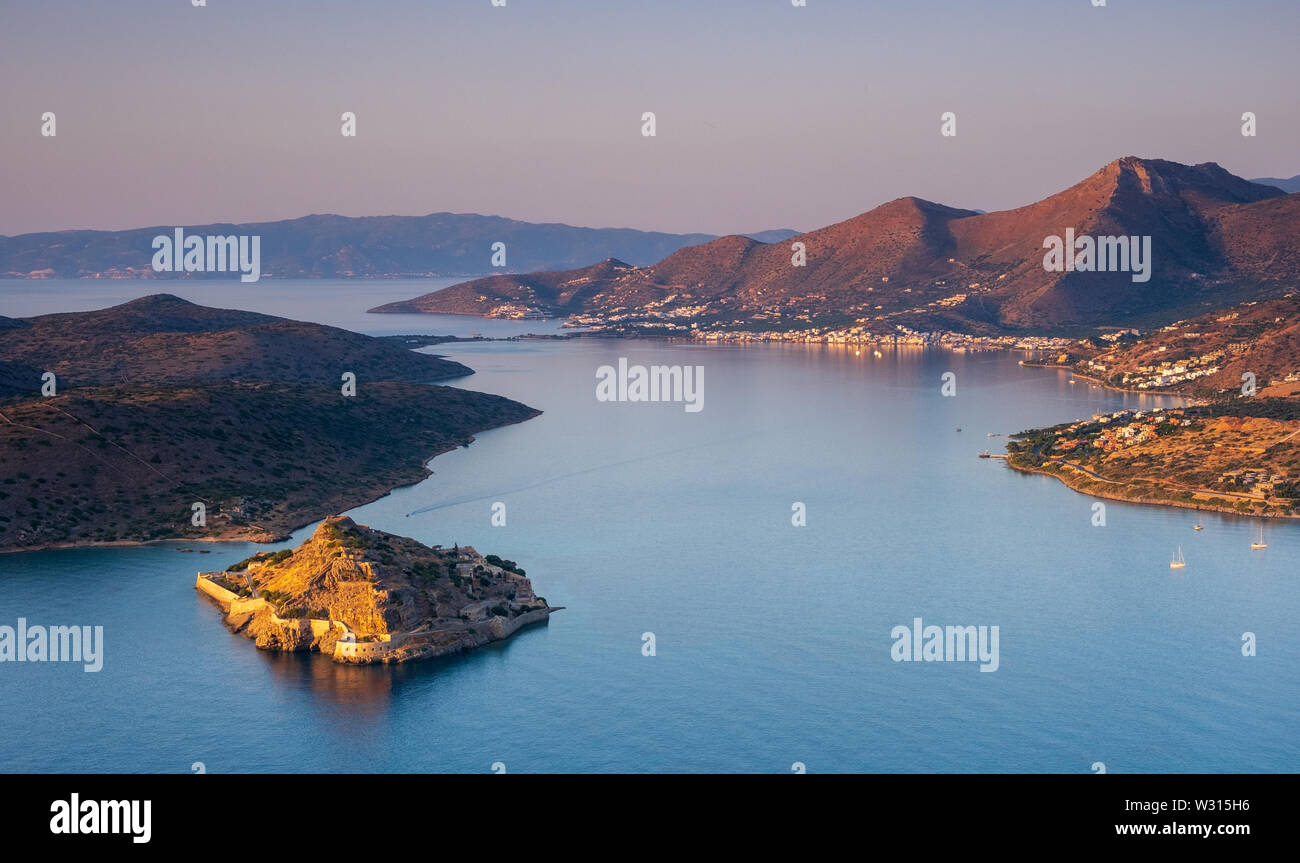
xmin=1003 ymin=457 xmax=1300 ymax=520
xmin=195 ymin=516 xmax=560 ymax=665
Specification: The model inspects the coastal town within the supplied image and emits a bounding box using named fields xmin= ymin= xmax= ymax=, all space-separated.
xmin=563 ymin=308 xmax=1080 ymax=354
xmin=1047 ymin=408 xmax=1195 ymax=455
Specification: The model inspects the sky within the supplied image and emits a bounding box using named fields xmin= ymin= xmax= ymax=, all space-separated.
xmin=1 ymin=0 xmax=1297 ymax=237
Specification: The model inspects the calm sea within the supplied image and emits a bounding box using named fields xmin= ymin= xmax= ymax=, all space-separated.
xmin=1 ymin=280 xmax=1296 ymax=773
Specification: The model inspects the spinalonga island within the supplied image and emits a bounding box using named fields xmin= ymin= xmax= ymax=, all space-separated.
xmin=196 ymin=516 xmax=557 ymax=664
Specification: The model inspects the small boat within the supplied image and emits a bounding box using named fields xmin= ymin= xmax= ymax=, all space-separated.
xmin=978 ymin=450 xmax=991 ymax=458
xmin=1169 ymin=547 xmax=1186 ymax=569
xmin=1251 ymin=524 xmax=1267 ymax=550
xmin=1193 ymin=524 xmax=1203 ymax=531
xmin=956 ymin=427 xmax=962 ymax=432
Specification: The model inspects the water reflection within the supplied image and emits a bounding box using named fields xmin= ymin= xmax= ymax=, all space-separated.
xmin=254 ymin=651 xmax=397 ymax=715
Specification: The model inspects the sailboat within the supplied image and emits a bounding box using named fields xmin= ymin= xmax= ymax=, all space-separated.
xmin=1169 ymin=547 xmax=1186 ymax=570
xmin=1251 ymin=524 xmax=1267 ymax=550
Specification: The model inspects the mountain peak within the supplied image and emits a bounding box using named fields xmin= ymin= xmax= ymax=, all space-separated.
xmin=315 ymin=515 xmax=358 ymax=537
xmin=1093 ymin=156 xmax=1280 ymax=204
xmin=366 ymin=156 xmax=1299 ymax=333
xmin=119 ymin=293 xmax=198 ymax=309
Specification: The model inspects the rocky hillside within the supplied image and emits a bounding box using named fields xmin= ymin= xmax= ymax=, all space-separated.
xmin=1070 ymin=295 xmax=1300 ymax=397
xmin=0 ymin=297 xmax=539 ymax=551
xmin=374 ymin=158 xmax=1300 ymax=333
xmin=0 ymin=294 xmax=474 ymax=388
xmin=201 ymin=516 xmax=554 ymax=664
xmin=370 ymin=256 xmax=647 ymax=317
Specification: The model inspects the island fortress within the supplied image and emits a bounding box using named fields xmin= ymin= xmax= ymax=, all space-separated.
xmin=195 ymin=516 xmax=557 ymax=664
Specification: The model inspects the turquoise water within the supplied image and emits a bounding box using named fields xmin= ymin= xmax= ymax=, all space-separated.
xmin=1 ymin=282 xmax=1297 ymax=773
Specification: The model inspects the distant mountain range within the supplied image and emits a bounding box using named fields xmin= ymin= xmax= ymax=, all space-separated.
xmin=1251 ymin=175 xmax=1300 ymax=194
xmin=374 ymin=158 xmax=1300 ymax=333
xmin=0 ymin=214 xmax=797 ymax=279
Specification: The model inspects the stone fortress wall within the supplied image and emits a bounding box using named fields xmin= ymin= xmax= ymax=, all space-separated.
xmin=196 ymin=562 xmax=554 ymax=665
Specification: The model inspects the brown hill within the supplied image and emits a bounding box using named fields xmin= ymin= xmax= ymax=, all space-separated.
xmin=0 ymin=297 xmax=539 ymax=551
xmin=373 ymin=158 xmax=1297 ymax=332
xmin=0 ymin=294 xmax=473 ymax=391
xmin=1082 ymin=295 xmax=1300 ymax=396
xmin=1212 ymin=193 xmax=1300 ymax=284
xmin=371 ymin=257 xmax=643 ymax=317
xmin=950 ymin=157 xmax=1284 ymax=328
xmin=371 ymin=198 xmax=978 ymax=322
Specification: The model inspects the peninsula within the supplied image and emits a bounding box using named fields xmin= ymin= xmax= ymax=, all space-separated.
xmin=196 ymin=516 xmax=556 ymax=664
xmin=1005 ymin=401 xmax=1300 ymax=519
xmin=0 ymin=295 xmax=540 ymax=551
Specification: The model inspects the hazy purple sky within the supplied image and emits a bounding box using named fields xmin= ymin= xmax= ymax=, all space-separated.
xmin=2 ymin=0 xmax=1296 ymax=237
